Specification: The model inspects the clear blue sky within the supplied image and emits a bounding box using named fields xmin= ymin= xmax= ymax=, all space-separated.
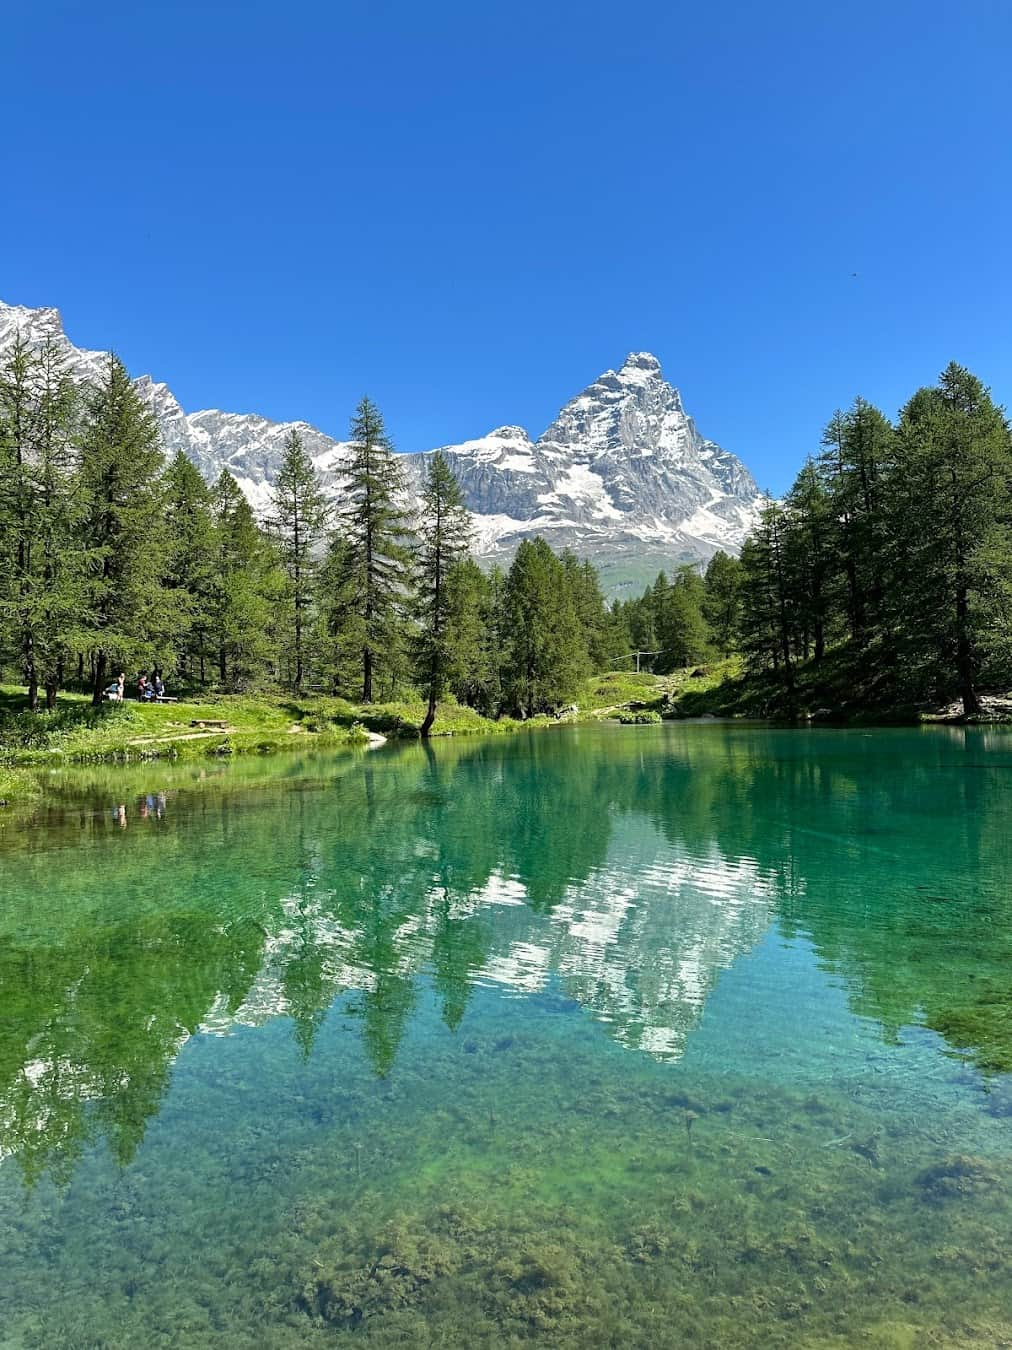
xmin=4 ymin=0 xmax=1010 ymax=491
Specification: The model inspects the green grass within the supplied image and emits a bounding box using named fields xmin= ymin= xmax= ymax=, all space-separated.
xmin=0 ymin=686 xmax=537 ymax=805
xmin=578 ymin=670 xmax=664 ymax=711
xmin=0 ymin=661 xmax=765 ymax=810
xmin=663 ymin=646 xmax=936 ymax=722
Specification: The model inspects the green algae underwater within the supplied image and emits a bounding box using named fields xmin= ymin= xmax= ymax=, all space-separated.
xmin=0 ymin=724 xmax=1010 ymax=1348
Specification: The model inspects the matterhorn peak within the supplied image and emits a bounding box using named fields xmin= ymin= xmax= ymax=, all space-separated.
xmin=0 ymin=302 xmax=764 ymax=592
xmin=620 ymin=352 xmax=662 ymax=375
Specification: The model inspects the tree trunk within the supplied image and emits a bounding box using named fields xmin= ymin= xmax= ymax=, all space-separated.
xmin=45 ymin=679 xmax=58 ymax=712
xmin=363 ymin=647 xmax=373 ymax=704
xmin=293 ymin=555 xmax=303 ymax=692
xmin=420 ymin=684 xmax=437 ymax=739
xmin=956 ymin=584 xmax=980 ymax=717
xmin=92 ymin=651 xmax=108 ymax=707
xmin=845 ymin=552 xmax=864 ymax=643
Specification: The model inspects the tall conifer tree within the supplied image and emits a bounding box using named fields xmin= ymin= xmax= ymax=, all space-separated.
xmin=414 ymin=451 xmax=472 ymax=736
xmin=77 ymin=355 xmax=169 ymax=705
xmin=164 ymin=450 xmax=216 ymax=684
xmin=503 ymin=538 xmax=585 ymax=717
xmin=889 ymin=364 xmax=1012 ymax=715
xmin=211 ymin=470 xmax=284 ymax=689
xmin=332 ymin=397 xmax=413 ymax=701
xmin=0 ymin=333 xmax=85 ymax=708
xmin=269 ymin=429 xmax=328 ymax=690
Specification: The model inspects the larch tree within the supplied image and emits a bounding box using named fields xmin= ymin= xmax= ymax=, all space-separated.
xmin=413 ymin=450 xmax=472 ymax=736
xmin=444 ymin=558 xmax=495 ymax=713
xmin=0 ymin=333 xmax=86 ymax=708
xmin=163 ymin=450 xmax=217 ymax=685
xmin=76 ymin=355 xmax=170 ymax=705
xmin=889 ymin=364 xmax=1012 ymax=716
xmin=211 ymin=470 xmax=284 ymax=689
xmin=784 ymin=458 xmax=833 ymax=661
xmin=503 ymin=538 xmax=586 ymax=717
xmin=331 ymin=397 xmax=413 ymax=702
xmin=702 ymin=551 xmax=742 ymax=658
xmin=655 ymin=565 xmax=711 ymax=670
xmin=269 ymin=429 xmax=328 ymax=691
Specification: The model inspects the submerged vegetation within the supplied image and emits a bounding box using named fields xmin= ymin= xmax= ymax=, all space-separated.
xmin=1 ymin=725 xmax=1012 ymax=1344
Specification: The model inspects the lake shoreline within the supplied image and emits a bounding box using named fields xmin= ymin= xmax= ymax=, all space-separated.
xmin=5 ymin=662 xmax=1011 ymax=815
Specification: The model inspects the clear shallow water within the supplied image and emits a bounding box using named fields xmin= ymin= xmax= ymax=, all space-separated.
xmin=0 ymin=724 xmax=1010 ymax=1348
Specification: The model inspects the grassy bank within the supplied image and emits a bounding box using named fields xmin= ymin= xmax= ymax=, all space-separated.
xmin=3 ymin=653 xmax=940 ymax=810
xmin=0 ymin=686 xmax=537 ymax=805
xmin=0 ymin=665 xmax=769 ymax=807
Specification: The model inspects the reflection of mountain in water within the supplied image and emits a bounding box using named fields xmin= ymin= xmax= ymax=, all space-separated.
xmin=204 ymin=816 xmax=779 ymax=1063
xmin=3 ymin=723 xmax=1012 ymax=1181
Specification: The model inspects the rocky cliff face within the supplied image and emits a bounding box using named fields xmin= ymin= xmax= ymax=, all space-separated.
xmin=0 ymin=300 xmax=763 ymax=591
xmin=409 ymin=351 xmax=763 ymax=587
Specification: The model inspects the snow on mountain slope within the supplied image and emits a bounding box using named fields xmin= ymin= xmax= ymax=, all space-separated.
xmin=0 ymin=300 xmax=764 ymax=590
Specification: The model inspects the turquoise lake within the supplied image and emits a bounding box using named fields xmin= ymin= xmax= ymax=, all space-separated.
xmin=0 ymin=723 xmax=1010 ymax=1347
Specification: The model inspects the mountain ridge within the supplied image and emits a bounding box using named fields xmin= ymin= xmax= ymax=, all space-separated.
xmin=0 ymin=299 xmax=764 ymax=593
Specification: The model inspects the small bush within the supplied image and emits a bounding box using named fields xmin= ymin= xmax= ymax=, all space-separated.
xmin=616 ymin=709 xmax=662 ymax=725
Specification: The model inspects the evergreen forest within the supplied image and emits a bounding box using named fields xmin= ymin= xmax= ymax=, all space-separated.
xmin=1 ymin=332 xmax=1009 ymax=729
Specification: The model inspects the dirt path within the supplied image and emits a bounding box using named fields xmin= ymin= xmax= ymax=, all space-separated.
xmin=127 ymin=729 xmax=235 ymax=746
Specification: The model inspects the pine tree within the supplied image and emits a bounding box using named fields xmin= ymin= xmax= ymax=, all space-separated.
xmin=414 ymin=451 xmax=472 ymax=736
xmin=163 ymin=450 xmax=216 ymax=685
xmin=561 ymin=551 xmax=612 ymax=670
xmin=333 ymin=397 xmax=413 ymax=702
xmin=738 ymin=502 xmax=796 ymax=700
xmin=269 ymin=429 xmax=328 ymax=691
xmin=0 ymin=333 xmax=86 ymax=708
xmin=210 ymin=471 xmax=284 ymax=690
xmin=444 ymin=558 xmax=495 ymax=711
xmin=784 ymin=459 xmax=833 ymax=661
xmin=503 ymin=538 xmax=586 ymax=717
xmin=76 ymin=355 xmax=170 ymax=705
xmin=817 ymin=398 xmax=895 ymax=646
xmin=888 ymin=363 xmax=1012 ymax=715
xmin=702 ymin=551 xmax=742 ymax=658
xmin=656 ymin=565 xmax=710 ymax=670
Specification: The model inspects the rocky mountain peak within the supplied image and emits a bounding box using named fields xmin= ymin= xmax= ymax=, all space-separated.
xmin=620 ymin=351 xmax=663 ymax=374
xmin=0 ymin=297 xmax=764 ymax=593
xmin=487 ymin=424 xmax=533 ymax=442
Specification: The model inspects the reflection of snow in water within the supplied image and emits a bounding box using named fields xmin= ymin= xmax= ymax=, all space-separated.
xmin=199 ymin=817 xmax=787 ymax=1063
xmin=476 ymin=827 xmax=785 ymax=1060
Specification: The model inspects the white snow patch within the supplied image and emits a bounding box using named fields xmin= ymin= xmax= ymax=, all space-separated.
xmin=554 ymin=464 xmax=622 ymax=520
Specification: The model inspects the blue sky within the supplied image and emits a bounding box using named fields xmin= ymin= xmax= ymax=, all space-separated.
xmin=4 ymin=0 xmax=1009 ymax=492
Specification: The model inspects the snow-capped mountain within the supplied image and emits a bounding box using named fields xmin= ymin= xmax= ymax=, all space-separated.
xmin=406 ymin=351 xmax=763 ymax=588
xmin=0 ymin=300 xmax=763 ymax=591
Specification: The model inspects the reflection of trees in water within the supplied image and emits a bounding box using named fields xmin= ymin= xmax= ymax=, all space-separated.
xmin=2 ymin=725 xmax=1011 ymax=1181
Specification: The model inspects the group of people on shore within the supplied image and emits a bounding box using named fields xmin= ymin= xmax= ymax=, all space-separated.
xmin=103 ymin=670 xmax=167 ymax=702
